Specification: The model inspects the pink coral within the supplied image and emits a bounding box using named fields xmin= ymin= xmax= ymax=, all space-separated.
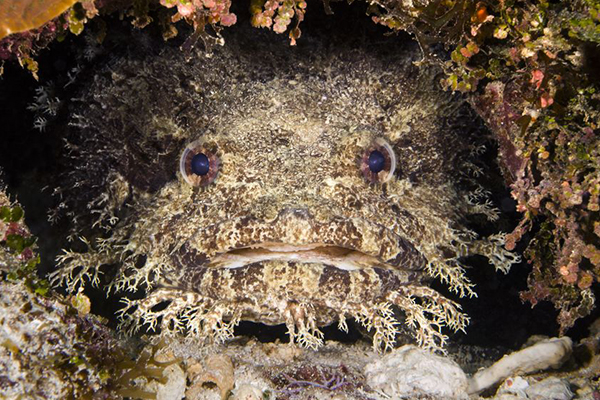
xmin=250 ymin=0 xmax=307 ymax=44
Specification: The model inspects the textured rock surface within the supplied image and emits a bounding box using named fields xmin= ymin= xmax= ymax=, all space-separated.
xmin=493 ymin=376 xmax=574 ymax=400
xmin=0 ymin=276 xmax=594 ymax=400
xmin=0 ymin=279 xmax=112 ymax=399
xmin=1 ymin=184 xmax=115 ymax=398
xmin=364 ymin=345 xmax=469 ymax=398
xmin=526 ymin=377 xmax=574 ymax=400
xmin=141 ymin=338 xmax=593 ymax=400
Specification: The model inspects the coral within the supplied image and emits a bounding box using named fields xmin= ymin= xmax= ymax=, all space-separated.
xmin=0 ymin=0 xmax=79 ymax=40
xmin=0 ymin=185 xmax=117 ymax=398
xmin=0 ymin=183 xmax=184 ymax=399
xmin=0 ymin=262 xmax=181 ymax=399
xmin=0 ymin=0 xmax=102 ymax=78
xmin=438 ymin=0 xmax=600 ymax=333
xmin=186 ymin=354 xmax=234 ymax=400
xmin=0 ymin=0 xmax=237 ymax=76
xmin=0 ymin=278 xmax=123 ymax=399
xmin=498 ymin=376 xmax=574 ymax=400
xmin=364 ymin=345 xmax=469 ymax=399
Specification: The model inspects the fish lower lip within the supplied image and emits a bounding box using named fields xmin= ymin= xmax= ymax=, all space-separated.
xmin=209 ymin=243 xmax=384 ymax=271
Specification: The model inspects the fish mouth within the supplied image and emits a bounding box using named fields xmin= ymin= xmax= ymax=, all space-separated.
xmin=208 ymin=242 xmax=385 ymax=271
xmin=170 ymin=213 xmax=427 ymax=273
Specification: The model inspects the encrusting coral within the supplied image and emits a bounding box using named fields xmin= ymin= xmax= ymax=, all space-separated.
xmin=1 ymin=183 xmax=184 ymax=399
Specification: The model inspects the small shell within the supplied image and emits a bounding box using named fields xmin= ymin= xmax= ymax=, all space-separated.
xmin=231 ymin=384 xmax=263 ymax=400
xmin=187 ymin=354 xmax=234 ymax=400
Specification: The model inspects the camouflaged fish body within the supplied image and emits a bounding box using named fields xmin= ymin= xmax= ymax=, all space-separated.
xmin=50 ymin=28 xmax=519 ymax=352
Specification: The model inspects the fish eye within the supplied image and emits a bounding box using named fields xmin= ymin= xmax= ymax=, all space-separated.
xmin=360 ymin=138 xmax=396 ymax=183
xmin=368 ymin=150 xmax=385 ymax=173
xmin=180 ymin=140 xmax=220 ymax=186
xmin=191 ymin=153 xmax=210 ymax=176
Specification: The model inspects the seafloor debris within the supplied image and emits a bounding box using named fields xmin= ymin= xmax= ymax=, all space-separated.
xmin=467 ymin=336 xmax=573 ymax=394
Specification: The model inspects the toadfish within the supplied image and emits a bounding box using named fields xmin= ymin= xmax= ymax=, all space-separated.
xmin=50 ymin=23 xmax=518 ymax=352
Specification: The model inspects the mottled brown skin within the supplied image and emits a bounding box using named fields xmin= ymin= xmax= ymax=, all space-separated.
xmin=51 ymin=25 xmax=518 ymax=351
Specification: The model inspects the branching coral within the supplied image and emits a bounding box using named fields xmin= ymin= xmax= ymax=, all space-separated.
xmin=436 ymin=0 xmax=600 ymax=333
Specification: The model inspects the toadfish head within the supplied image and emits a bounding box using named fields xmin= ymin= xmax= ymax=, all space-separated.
xmin=50 ymin=24 xmax=519 ymax=352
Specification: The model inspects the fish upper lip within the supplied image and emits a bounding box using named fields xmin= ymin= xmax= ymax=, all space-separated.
xmin=169 ymin=215 xmax=427 ymax=272
xmin=208 ymin=243 xmax=385 ymax=271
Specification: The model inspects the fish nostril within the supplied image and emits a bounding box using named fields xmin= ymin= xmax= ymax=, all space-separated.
xmin=279 ymin=207 xmax=312 ymax=219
